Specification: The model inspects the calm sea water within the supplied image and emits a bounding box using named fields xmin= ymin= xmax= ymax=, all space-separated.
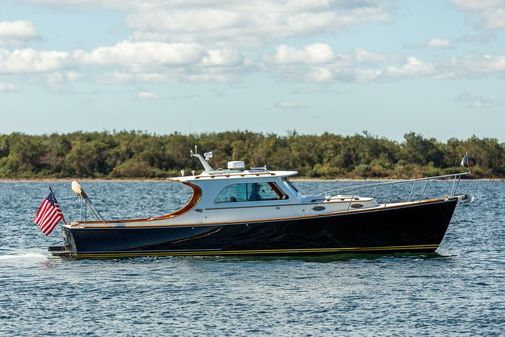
xmin=0 ymin=180 xmax=504 ymax=336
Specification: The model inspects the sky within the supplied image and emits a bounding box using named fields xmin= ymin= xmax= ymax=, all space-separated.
xmin=0 ymin=0 xmax=504 ymax=140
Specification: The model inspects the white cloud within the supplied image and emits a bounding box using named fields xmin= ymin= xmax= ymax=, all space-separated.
xmin=121 ymin=1 xmax=390 ymax=46
xmin=17 ymin=1 xmax=394 ymax=85
xmin=266 ymin=43 xmax=335 ymax=64
xmin=0 ymin=81 xmax=17 ymax=92
xmin=2 ymin=40 xmax=505 ymax=88
xmin=75 ymin=41 xmax=206 ymax=67
xmin=450 ymin=0 xmax=503 ymax=11
xmin=47 ymin=71 xmax=80 ymax=87
xmin=386 ymin=54 xmax=505 ymax=79
xmin=385 ymin=57 xmax=435 ymax=78
xmin=470 ymin=100 xmax=494 ymax=109
xmin=74 ymin=41 xmax=244 ymax=75
xmin=73 ymin=41 xmax=246 ymax=82
xmin=427 ymin=38 xmax=452 ymax=48
xmin=138 ymin=91 xmax=160 ymax=100
xmin=201 ymin=49 xmax=243 ymax=66
xmin=27 ymin=0 xmax=391 ymax=46
xmin=450 ymin=0 xmax=505 ymax=29
xmin=85 ymin=46 xmax=505 ymax=84
xmin=306 ymin=67 xmax=334 ymax=82
xmin=127 ymin=9 xmax=241 ymax=35
xmin=99 ymin=71 xmax=134 ymax=84
xmin=264 ymin=45 xmax=433 ymax=82
xmin=486 ymin=8 xmax=505 ymax=28
xmin=276 ymin=100 xmax=301 ymax=109
xmin=98 ymin=69 xmax=237 ymax=84
xmin=44 ymin=71 xmax=80 ymax=93
xmin=452 ymin=54 xmax=505 ymax=75
xmin=456 ymin=92 xmax=497 ymax=109
xmin=264 ymin=44 xmax=505 ymax=83
xmin=263 ymin=43 xmax=355 ymax=82
xmin=0 ymin=21 xmax=38 ymax=45
xmin=354 ymin=68 xmax=382 ymax=81
xmin=354 ymin=48 xmax=387 ymax=64
xmin=0 ymin=48 xmax=70 ymax=74
xmin=26 ymin=0 xmax=154 ymax=8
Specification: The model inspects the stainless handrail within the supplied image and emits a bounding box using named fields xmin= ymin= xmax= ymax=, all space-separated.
xmin=306 ymin=171 xmax=471 ymax=213
xmin=303 ymin=171 xmax=471 ymax=214
xmin=314 ymin=171 xmax=471 ymax=197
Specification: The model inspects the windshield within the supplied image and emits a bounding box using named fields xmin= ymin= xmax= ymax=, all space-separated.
xmin=215 ymin=182 xmax=287 ymax=203
xmin=282 ymin=177 xmax=299 ymax=193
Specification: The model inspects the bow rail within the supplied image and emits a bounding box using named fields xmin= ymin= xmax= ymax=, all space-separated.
xmin=310 ymin=171 xmax=471 ymax=212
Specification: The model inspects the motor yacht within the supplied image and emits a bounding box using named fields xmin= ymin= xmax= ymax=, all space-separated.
xmin=49 ymin=148 xmax=470 ymax=259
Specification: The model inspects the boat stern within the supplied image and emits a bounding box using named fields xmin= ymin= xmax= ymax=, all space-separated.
xmin=49 ymin=223 xmax=78 ymax=258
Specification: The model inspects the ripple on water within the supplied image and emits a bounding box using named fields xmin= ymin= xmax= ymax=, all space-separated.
xmin=0 ymin=181 xmax=504 ymax=336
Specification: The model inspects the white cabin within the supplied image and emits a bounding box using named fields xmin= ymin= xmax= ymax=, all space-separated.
xmin=165 ymin=166 xmax=378 ymax=225
xmin=70 ymin=153 xmax=379 ymax=228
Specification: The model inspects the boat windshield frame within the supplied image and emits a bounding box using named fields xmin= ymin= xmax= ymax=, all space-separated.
xmin=282 ymin=177 xmax=299 ymax=193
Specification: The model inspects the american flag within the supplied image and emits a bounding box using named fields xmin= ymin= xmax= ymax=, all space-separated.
xmin=34 ymin=190 xmax=65 ymax=236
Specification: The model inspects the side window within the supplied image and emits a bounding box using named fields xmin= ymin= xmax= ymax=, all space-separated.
xmin=215 ymin=182 xmax=287 ymax=203
xmin=256 ymin=183 xmax=278 ymax=200
xmin=215 ymin=184 xmax=248 ymax=203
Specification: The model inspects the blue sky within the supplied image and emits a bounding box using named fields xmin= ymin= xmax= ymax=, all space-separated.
xmin=1 ymin=0 xmax=504 ymax=140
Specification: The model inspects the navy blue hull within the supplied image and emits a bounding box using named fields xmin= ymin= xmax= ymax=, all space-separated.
xmin=54 ymin=198 xmax=458 ymax=258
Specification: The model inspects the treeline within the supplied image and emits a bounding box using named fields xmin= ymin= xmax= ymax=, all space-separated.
xmin=0 ymin=131 xmax=504 ymax=179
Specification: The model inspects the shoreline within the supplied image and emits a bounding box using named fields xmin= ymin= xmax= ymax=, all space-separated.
xmin=0 ymin=177 xmax=503 ymax=183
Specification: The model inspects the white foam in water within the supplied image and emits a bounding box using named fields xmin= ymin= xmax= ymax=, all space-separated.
xmin=0 ymin=250 xmax=47 ymax=261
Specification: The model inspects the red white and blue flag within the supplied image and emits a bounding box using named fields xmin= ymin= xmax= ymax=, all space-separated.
xmin=34 ymin=190 xmax=65 ymax=236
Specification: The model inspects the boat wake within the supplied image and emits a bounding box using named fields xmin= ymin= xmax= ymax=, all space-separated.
xmin=0 ymin=249 xmax=47 ymax=262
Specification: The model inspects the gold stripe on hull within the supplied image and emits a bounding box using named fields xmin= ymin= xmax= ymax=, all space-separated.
xmin=70 ymin=244 xmax=439 ymax=259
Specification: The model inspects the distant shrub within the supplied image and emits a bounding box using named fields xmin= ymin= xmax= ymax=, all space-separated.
xmin=0 ymin=131 xmax=502 ymax=179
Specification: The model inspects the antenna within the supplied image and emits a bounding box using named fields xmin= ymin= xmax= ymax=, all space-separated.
xmin=190 ymin=145 xmax=198 ymax=156
xmin=190 ymin=145 xmax=214 ymax=172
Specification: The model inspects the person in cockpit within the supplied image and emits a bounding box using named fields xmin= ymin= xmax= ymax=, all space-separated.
xmin=249 ymin=183 xmax=262 ymax=201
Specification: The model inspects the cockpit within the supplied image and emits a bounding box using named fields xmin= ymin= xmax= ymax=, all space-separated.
xmin=214 ymin=182 xmax=289 ymax=203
